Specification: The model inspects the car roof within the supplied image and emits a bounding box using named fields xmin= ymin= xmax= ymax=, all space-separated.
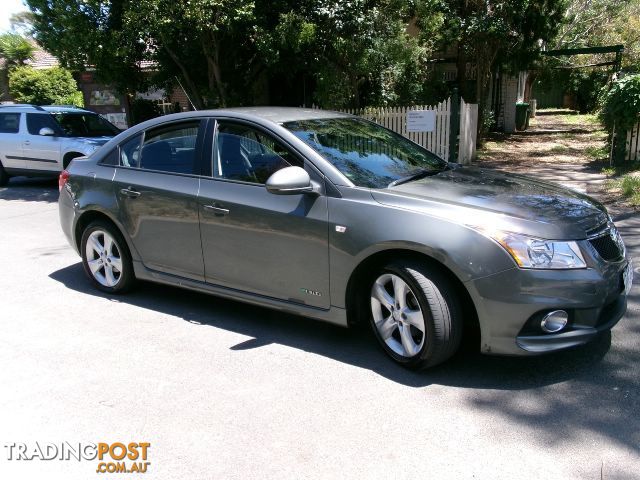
xmin=0 ymin=104 xmax=93 ymax=114
xmin=212 ymin=106 xmax=351 ymax=124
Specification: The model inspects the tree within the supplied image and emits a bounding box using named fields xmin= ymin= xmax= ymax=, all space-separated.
xmin=432 ymin=0 xmax=566 ymax=137
xmin=0 ymin=33 xmax=34 ymax=68
xmin=8 ymin=66 xmax=84 ymax=106
xmin=25 ymin=0 xmax=438 ymax=109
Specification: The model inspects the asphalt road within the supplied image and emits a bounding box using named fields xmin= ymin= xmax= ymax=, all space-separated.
xmin=1 ymin=177 xmax=638 ymax=480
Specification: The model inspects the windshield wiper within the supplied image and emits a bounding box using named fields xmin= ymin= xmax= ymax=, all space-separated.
xmin=388 ymin=166 xmax=448 ymax=187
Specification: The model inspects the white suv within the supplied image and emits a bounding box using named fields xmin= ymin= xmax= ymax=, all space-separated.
xmin=0 ymin=104 xmax=120 ymax=186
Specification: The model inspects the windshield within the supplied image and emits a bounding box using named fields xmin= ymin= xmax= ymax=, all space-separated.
xmin=283 ymin=117 xmax=447 ymax=188
xmin=51 ymin=113 xmax=120 ymax=137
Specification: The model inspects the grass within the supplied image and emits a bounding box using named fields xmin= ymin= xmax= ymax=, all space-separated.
xmin=559 ymin=113 xmax=602 ymax=126
xmin=603 ymin=162 xmax=640 ymax=206
xmin=585 ymin=145 xmax=609 ymax=160
xmin=550 ymin=145 xmax=569 ymax=154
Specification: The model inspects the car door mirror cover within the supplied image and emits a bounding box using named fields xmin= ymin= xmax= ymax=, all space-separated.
xmin=39 ymin=127 xmax=55 ymax=136
xmin=265 ymin=166 xmax=315 ymax=195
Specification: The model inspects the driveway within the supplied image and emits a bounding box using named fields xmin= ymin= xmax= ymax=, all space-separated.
xmin=0 ymin=177 xmax=638 ymax=479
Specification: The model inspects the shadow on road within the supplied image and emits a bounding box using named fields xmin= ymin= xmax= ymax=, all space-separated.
xmin=48 ymin=261 xmax=640 ymax=451
xmin=49 ymin=262 xmax=614 ymax=389
xmin=0 ymin=177 xmax=58 ymax=203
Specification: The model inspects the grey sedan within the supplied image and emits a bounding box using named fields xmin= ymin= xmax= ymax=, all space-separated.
xmin=58 ymin=107 xmax=632 ymax=369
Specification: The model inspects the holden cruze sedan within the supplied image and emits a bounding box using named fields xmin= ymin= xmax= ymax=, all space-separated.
xmin=58 ymin=107 xmax=633 ymax=369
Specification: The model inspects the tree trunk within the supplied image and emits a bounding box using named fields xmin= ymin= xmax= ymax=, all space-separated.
xmin=161 ymin=38 xmax=204 ymax=110
xmin=202 ymin=33 xmax=227 ymax=107
xmin=474 ymin=47 xmax=498 ymax=148
xmin=524 ymin=71 xmax=537 ymax=102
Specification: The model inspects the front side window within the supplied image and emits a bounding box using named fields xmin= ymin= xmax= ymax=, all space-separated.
xmin=51 ymin=113 xmax=119 ymax=137
xmin=138 ymin=121 xmax=200 ymax=174
xmin=0 ymin=113 xmax=21 ymax=133
xmin=214 ymin=122 xmax=301 ymax=184
xmin=283 ymin=117 xmax=447 ymax=188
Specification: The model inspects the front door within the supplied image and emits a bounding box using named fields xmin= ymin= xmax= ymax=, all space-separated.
xmin=198 ymin=120 xmax=331 ymax=309
xmin=112 ymin=120 xmax=206 ymax=281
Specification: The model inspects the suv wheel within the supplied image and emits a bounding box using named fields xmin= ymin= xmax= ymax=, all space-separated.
xmin=0 ymin=161 xmax=9 ymax=186
xmin=369 ymin=261 xmax=462 ymax=369
xmin=80 ymin=220 xmax=135 ymax=293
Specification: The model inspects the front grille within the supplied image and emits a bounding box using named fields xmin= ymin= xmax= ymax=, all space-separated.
xmin=589 ymin=232 xmax=623 ymax=262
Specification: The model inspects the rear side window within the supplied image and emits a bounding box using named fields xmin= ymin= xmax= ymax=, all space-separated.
xmin=0 ymin=113 xmax=21 ymax=133
xmin=119 ymin=134 xmax=143 ymax=168
xmin=138 ymin=121 xmax=200 ymax=175
xmin=26 ymin=113 xmax=60 ymax=135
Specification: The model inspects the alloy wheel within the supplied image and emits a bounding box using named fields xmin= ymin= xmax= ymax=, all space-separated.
xmin=370 ymin=273 xmax=426 ymax=358
xmin=85 ymin=230 xmax=123 ymax=288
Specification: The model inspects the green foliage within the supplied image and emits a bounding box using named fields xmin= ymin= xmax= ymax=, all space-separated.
xmin=607 ymin=173 xmax=640 ymax=206
xmin=26 ymin=0 xmax=444 ymax=109
xmin=554 ymin=0 xmax=640 ymax=70
xmin=129 ymin=98 xmax=164 ymax=125
xmin=8 ymin=66 xmax=84 ymax=106
xmin=0 ymin=33 xmax=34 ymax=68
xmin=567 ymin=70 xmax=609 ymax=114
xmin=599 ymin=74 xmax=640 ymax=132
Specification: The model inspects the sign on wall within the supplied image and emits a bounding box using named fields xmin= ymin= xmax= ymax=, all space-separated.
xmin=89 ymin=90 xmax=120 ymax=106
xmin=103 ymin=113 xmax=128 ymax=130
xmin=406 ymin=110 xmax=436 ymax=132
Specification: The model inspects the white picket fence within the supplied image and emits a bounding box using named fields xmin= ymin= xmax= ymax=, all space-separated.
xmin=626 ymin=122 xmax=640 ymax=161
xmin=316 ymin=98 xmax=477 ymax=163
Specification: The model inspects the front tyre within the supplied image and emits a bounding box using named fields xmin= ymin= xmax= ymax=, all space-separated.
xmin=369 ymin=261 xmax=462 ymax=369
xmin=80 ymin=220 xmax=135 ymax=293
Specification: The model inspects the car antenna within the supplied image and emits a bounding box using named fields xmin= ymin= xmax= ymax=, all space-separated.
xmin=174 ymin=76 xmax=197 ymax=111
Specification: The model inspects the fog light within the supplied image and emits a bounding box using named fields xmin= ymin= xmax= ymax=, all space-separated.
xmin=540 ymin=310 xmax=569 ymax=333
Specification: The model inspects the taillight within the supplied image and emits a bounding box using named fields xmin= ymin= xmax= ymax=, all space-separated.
xmin=59 ymin=170 xmax=70 ymax=192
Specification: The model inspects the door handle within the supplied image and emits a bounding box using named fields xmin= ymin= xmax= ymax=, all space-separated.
xmin=23 ymin=141 xmax=30 ymax=145
xmin=203 ymin=204 xmax=230 ymax=216
xmin=119 ymin=188 xmax=141 ymax=198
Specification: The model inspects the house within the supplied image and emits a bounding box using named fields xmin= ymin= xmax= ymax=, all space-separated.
xmin=1 ymin=40 xmax=192 ymax=129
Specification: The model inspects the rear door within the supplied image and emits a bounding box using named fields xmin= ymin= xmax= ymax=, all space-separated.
xmin=0 ymin=112 xmax=24 ymax=171
xmin=22 ymin=113 xmax=63 ymax=172
xmin=112 ymin=119 xmax=206 ymax=281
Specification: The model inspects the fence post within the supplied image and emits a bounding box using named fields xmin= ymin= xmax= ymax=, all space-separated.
xmin=448 ymin=88 xmax=460 ymax=163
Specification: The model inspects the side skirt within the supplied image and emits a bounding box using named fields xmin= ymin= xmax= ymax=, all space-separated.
xmin=133 ymin=261 xmax=349 ymax=327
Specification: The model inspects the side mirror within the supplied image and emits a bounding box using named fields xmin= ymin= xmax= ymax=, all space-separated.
xmin=266 ymin=166 xmax=316 ymax=195
xmin=39 ymin=127 xmax=55 ymax=136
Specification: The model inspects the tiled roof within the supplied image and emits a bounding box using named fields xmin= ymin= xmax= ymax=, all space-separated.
xmin=24 ymin=40 xmax=59 ymax=69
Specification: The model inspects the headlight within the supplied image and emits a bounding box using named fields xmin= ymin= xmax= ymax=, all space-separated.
xmin=490 ymin=231 xmax=586 ymax=269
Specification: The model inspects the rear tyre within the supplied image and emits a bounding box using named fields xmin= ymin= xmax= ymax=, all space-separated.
xmin=0 ymin=162 xmax=9 ymax=186
xmin=80 ymin=220 xmax=135 ymax=294
xmin=368 ymin=261 xmax=462 ymax=369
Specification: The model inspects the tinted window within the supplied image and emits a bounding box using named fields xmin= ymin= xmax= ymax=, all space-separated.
xmin=283 ymin=117 xmax=447 ymax=188
xmin=214 ymin=122 xmax=300 ymax=184
xmin=26 ymin=113 xmax=60 ymax=135
xmin=120 ymin=134 xmax=143 ymax=168
xmin=51 ymin=113 xmax=119 ymax=137
xmin=138 ymin=121 xmax=200 ymax=174
xmin=0 ymin=113 xmax=20 ymax=133
xmin=100 ymin=148 xmax=119 ymax=166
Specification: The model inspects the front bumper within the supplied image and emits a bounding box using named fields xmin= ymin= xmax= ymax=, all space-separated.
xmin=466 ymin=259 xmax=630 ymax=355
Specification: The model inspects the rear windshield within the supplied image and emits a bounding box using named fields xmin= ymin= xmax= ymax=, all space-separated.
xmin=51 ymin=113 xmax=120 ymax=137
